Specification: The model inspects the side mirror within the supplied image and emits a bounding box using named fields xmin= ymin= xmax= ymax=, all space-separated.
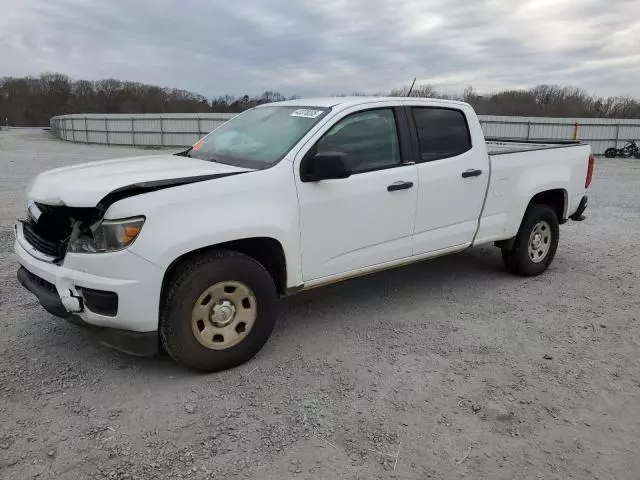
xmin=301 ymin=152 xmax=351 ymax=182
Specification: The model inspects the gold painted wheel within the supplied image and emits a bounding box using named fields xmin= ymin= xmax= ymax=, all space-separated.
xmin=191 ymin=281 xmax=257 ymax=350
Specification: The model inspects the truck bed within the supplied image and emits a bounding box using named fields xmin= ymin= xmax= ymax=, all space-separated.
xmin=473 ymin=139 xmax=591 ymax=247
xmin=486 ymin=139 xmax=583 ymax=155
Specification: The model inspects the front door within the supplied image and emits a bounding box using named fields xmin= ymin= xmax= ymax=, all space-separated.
xmin=295 ymin=106 xmax=418 ymax=281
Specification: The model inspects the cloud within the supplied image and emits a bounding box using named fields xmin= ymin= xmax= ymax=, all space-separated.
xmin=1 ymin=0 xmax=639 ymax=97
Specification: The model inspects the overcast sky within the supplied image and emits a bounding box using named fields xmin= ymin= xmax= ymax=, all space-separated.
xmin=2 ymin=0 xmax=639 ymax=98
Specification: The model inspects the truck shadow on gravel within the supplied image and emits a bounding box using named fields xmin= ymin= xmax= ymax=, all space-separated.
xmin=282 ymin=245 xmax=507 ymax=312
xmin=274 ymin=245 xmax=512 ymax=337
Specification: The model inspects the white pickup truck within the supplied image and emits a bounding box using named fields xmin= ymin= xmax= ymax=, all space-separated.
xmin=15 ymin=97 xmax=593 ymax=371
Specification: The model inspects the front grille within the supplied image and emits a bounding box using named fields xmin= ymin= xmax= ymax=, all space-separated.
xmin=22 ymin=220 xmax=66 ymax=258
xmin=20 ymin=203 xmax=100 ymax=261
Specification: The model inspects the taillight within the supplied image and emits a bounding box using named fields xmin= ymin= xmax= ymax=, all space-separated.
xmin=585 ymin=154 xmax=594 ymax=188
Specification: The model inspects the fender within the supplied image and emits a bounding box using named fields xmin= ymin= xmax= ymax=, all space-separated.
xmin=106 ymin=163 xmax=305 ymax=288
xmin=503 ymin=165 xmax=571 ymax=239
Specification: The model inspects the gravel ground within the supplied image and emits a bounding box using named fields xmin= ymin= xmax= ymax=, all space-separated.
xmin=1 ymin=129 xmax=639 ymax=480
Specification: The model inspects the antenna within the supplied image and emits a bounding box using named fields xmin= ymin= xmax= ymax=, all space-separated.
xmin=406 ymin=77 xmax=417 ymax=97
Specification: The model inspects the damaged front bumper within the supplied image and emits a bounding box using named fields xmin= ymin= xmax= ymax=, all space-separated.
xmin=17 ymin=267 xmax=157 ymax=356
xmin=14 ymin=224 xmax=164 ymax=356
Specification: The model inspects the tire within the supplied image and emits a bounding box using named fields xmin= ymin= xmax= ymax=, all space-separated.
xmin=604 ymin=148 xmax=617 ymax=158
xmin=501 ymin=248 xmax=518 ymax=273
xmin=501 ymin=204 xmax=559 ymax=277
xmin=634 ymin=151 xmax=640 ymax=160
xmin=160 ymin=250 xmax=277 ymax=372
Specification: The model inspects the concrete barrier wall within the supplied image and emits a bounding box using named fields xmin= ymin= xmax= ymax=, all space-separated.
xmin=50 ymin=113 xmax=236 ymax=148
xmin=51 ymin=112 xmax=640 ymax=155
xmin=480 ymin=115 xmax=640 ymax=156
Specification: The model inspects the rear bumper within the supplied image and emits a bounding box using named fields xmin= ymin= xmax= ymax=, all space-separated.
xmin=17 ymin=266 xmax=158 ymax=356
xmin=569 ymin=195 xmax=588 ymax=221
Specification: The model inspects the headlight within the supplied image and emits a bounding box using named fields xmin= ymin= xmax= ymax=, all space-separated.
xmin=68 ymin=217 xmax=145 ymax=254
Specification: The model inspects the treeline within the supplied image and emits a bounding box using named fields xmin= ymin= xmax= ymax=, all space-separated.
xmin=1 ymin=73 xmax=639 ymax=126
xmin=0 ymin=73 xmax=297 ymax=126
xmin=385 ymin=84 xmax=640 ymax=118
xmin=459 ymin=85 xmax=640 ymax=119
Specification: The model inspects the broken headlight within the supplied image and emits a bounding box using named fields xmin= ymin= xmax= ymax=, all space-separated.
xmin=68 ymin=217 xmax=145 ymax=254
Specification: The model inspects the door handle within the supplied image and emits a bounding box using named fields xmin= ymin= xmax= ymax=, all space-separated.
xmin=387 ymin=181 xmax=414 ymax=192
xmin=462 ymin=169 xmax=483 ymax=178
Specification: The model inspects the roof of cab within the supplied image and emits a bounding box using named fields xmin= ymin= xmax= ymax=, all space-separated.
xmin=259 ymin=97 xmax=377 ymax=108
xmin=261 ymin=96 xmax=469 ymax=109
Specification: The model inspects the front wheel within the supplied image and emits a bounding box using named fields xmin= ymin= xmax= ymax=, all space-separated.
xmin=501 ymin=204 xmax=559 ymax=277
xmin=604 ymin=148 xmax=617 ymax=158
xmin=160 ymin=250 xmax=277 ymax=372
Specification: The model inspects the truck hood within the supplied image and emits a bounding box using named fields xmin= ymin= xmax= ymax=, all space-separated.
xmin=27 ymin=154 xmax=252 ymax=208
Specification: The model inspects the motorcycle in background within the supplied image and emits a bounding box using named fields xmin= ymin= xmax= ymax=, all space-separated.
xmin=604 ymin=140 xmax=640 ymax=158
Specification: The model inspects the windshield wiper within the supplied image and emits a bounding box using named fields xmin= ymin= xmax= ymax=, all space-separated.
xmin=174 ymin=146 xmax=193 ymax=157
xmin=203 ymin=155 xmax=225 ymax=164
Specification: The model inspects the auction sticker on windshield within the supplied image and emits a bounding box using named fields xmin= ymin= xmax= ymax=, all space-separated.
xmin=290 ymin=109 xmax=324 ymax=118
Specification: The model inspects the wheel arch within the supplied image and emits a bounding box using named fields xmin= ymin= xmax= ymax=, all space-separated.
xmin=495 ymin=188 xmax=567 ymax=250
xmin=161 ymin=237 xmax=288 ymax=298
xmin=530 ymin=188 xmax=568 ymax=222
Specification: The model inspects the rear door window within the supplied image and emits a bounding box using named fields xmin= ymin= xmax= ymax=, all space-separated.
xmin=411 ymin=108 xmax=472 ymax=161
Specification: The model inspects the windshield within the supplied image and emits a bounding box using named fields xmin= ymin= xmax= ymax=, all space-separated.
xmin=186 ymin=105 xmax=331 ymax=168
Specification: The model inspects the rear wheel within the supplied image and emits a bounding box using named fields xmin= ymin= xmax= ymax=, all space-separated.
xmin=604 ymin=148 xmax=617 ymax=158
xmin=501 ymin=204 xmax=559 ymax=277
xmin=160 ymin=250 xmax=277 ymax=372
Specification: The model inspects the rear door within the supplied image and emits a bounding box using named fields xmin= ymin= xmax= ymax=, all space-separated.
xmin=408 ymin=105 xmax=490 ymax=255
xmin=295 ymin=105 xmax=418 ymax=281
